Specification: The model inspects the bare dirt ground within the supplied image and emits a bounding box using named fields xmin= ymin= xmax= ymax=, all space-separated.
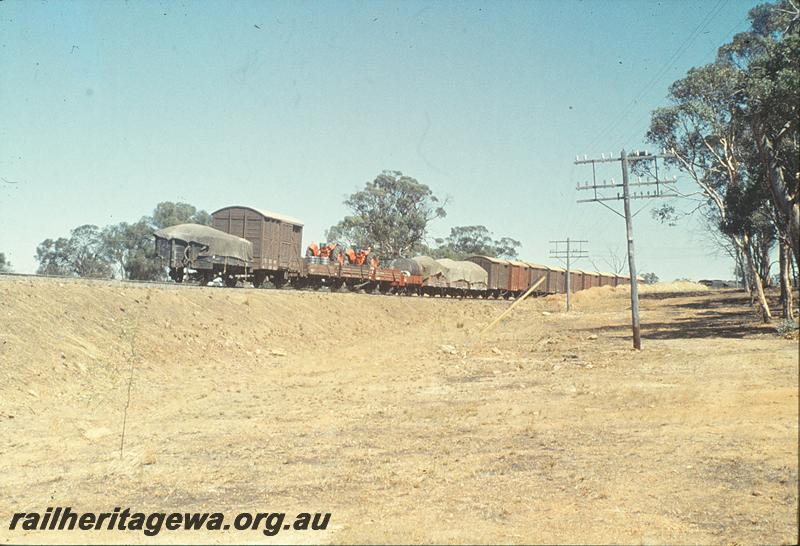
xmin=0 ymin=276 xmax=797 ymax=544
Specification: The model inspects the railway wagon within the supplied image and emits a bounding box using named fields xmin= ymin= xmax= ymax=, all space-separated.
xmin=569 ymin=269 xmax=585 ymax=292
xmin=547 ymin=266 xmax=567 ymax=294
xmin=211 ymin=206 xmax=304 ymax=287
xmin=507 ymin=260 xmax=531 ymax=292
xmin=413 ymin=256 xmax=453 ymax=294
xmin=574 ymin=269 xmax=588 ymax=290
xmin=386 ymin=258 xmax=422 ymax=276
xmin=301 ymin=259 xmax=419 ymax=293
xmin=578 ymin=270 xmax=600 ymax=290
xmin=523 ymin=262 xmax=551 ymax=293
xmin=412 ymin=256 xmax=448 ymax=289
xmin=597 ymin=272 xmax=615 ymax=287
xmin=436 ymin=259 xmax=489 ymax=293
xmin=154 ymin=223 xmax=253 ymax=285
xmin=533 ymin=263 xmax=559 ymax=293
xmin=466 ymin=256 xmax=511 ymax=294
xmin=616 ymin=274 xmax=635 ymax=286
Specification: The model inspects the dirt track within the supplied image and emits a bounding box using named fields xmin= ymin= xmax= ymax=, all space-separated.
xmin=1 ymin=277 xmax=797 ymax=544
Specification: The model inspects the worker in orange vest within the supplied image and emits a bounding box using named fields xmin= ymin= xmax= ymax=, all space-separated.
xmin=319 ymin=242 xmax=337 ymax=259
xmin=329 ymin=243 xmax=344 ymax=265
xmin=354 ymin=246 xmax=372 ymax=266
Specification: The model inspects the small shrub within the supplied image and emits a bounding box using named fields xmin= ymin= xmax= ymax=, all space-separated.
xmin=776 ymin=318 xmax=798 ymax=336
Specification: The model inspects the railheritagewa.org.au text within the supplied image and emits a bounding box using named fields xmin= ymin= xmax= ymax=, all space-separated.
xmin=9 ymin=507 xmax=331 ymax=537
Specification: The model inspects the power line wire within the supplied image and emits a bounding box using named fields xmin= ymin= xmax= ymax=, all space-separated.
xmin=612 ymin=9 xmax=753 ymax=151
xmin=583 ymin=0 xmax=729 ymax=154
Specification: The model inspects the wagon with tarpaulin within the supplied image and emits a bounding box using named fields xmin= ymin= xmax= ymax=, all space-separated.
xmin=154 ymin=223 xmax=254 ymax=286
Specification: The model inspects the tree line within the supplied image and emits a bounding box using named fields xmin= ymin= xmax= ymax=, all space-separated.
xmin=12 ymin=178 xmax=522 ymax=282
xmin=645 ymin=0 xmax=798 ymax=321
xmin=34 ymin=202 xmax=211 ymax=280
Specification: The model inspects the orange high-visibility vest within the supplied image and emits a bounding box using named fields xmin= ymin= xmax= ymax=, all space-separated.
xmin=320 ymin=242 xmax=336 ymax=258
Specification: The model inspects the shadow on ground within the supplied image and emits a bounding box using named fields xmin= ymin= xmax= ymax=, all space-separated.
xmin=583 ymin=290 xmax=780 ymax=340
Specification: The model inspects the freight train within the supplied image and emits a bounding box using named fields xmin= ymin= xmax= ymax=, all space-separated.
xmin=154 ymin=205 xmax=632 ymax=297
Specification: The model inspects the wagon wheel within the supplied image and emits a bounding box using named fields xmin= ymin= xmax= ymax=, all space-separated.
xmin=330 ymin=280 xmax=344 ymax=292
xmin=253 ymin=271 xmax=268 ymax=288
xmin=273 ymin=273 xmax=288 ymax=289
xmin=170 ymin=267 xmax=184 ymax=283
xmin=198 ymin=271 xmax=213 ymax=286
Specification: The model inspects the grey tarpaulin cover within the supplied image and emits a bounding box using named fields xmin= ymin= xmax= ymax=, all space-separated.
xmin=412 ymin=256 xmax=447 ymax=279
xmin=386 ymin=258 xmax=422 ymax=276
xmin=154 ymin=224 xmax=253 ymax=263
xmin=435 ymin=258 xmax=489 ymax=289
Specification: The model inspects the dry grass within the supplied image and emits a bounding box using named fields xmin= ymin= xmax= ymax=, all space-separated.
xmin=0 ymin=277 xmax=797 ymax=544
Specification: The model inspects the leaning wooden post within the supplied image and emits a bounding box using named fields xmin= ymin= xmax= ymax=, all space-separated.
xmin=481 ymin=276 xmax=546 ymax=335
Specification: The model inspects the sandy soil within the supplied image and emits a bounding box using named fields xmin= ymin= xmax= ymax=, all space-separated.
xmin=0 ymin=276 xmax=797 ymax=544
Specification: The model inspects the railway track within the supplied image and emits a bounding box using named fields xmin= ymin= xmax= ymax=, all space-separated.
xmin=1 ymin=272 xmax=212 ymax=291
xmin=0 ymin=272 xmax=520 ymax=302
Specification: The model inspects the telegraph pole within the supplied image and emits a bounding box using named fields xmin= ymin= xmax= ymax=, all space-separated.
xmin=574 ymin=149 xmax=675 ymax=349
xmin=549 ymin=238 xmax=589 ymax=312
xmin=620 ymin=152 xmax=641 ymax=348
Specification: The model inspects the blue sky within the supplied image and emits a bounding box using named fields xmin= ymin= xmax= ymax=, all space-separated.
xmin=1 ymin=0 xmax=760 ymax=279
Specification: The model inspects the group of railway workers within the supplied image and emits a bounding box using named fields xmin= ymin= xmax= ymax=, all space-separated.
xmin=306 ymin=241 xmax=379 ymax=268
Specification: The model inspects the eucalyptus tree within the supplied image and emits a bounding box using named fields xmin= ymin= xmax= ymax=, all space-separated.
xmin=646 ymin=1 xmax=799 ymax=321
xmin=328 ymin=171 xmax=448 ymax=258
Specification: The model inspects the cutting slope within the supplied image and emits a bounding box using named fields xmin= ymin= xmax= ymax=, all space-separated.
xmin=0 ymin=277 xmax=796 ymax=544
